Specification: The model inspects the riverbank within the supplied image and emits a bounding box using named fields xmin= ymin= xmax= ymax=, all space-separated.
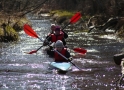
xmin=0 ymin=14 xmax=30 ymax=42
xmin=1 ymin=9 xmax=124 ymax=43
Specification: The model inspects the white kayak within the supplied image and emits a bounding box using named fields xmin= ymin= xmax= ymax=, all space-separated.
xmin=50 ymin=62 xmax=71 ymax=71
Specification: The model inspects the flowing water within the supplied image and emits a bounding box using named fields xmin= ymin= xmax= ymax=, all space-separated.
xmin=0 ymin=15 xmax=124 ymax=90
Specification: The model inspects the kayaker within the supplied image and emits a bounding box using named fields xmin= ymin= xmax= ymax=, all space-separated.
xmin=47 ymin=40 xmax=72 ymax=62
xmin=43 ymin=25 xmax=68 ymax=46
xmin=48 ymin=24 xmax=56 ymax=35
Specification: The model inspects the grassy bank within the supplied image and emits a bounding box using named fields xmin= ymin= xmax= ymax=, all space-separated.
xmin=49 ymin=10 xmax=78 ymax=24
xmin=0 ymin=14 xmax=30 ymax=42
xmin=50 ymin=10 xmax=74 ymax=17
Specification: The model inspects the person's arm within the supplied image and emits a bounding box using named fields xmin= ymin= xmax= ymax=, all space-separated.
xmin=62 ymin=38 xmax=66 ymax=46
xmin=43 ymin=36 xmax=51 ymax=46
xmin=47 ymin=49 xmax=54 ymax=57
xmin=65 ymin=50 xmax=71 ymax=58
xmin=65 ymin=50 xmax=73 ymax=61
xmin=45 ymin=35 xmax=49 ymax=39
xmin=62 ymin=31 xmax=68 ymax=39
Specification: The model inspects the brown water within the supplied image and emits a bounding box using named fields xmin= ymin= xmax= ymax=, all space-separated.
xmin=0 ymin=15 xmax=124 ymax=90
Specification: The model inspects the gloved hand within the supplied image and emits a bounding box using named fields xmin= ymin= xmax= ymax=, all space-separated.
xmin=43 ymin=40 xmax=49 ymax=46
xmin=68 ymin=57 xmax=73 ymax=61
xmin=49 ymin=46 xmax=53 ymax=50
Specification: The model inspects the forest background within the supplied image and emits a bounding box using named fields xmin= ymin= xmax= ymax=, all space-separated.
xmin=0 ymin=0 xmax=124 ymax=42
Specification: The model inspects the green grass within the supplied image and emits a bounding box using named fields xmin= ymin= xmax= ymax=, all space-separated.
xmin=50 ymin=10 xmax=75 ymax=18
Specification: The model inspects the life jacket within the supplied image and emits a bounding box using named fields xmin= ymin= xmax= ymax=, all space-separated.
xmin=48 ymin=31 xmax=63 ymax=36
xmin=54 ymin=48 xmax=68 ymax=62
xmin=50 ymin=33 xmax=64 ymax=43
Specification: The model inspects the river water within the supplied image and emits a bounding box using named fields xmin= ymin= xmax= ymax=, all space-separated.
xmin=0 ymin=15 xmax=124 ymax=90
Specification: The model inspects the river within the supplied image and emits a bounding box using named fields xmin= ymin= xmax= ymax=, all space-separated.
xmin=0 ymin=14 xmax=124 ymax=90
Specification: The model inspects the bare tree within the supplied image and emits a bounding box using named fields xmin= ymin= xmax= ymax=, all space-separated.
xmin=0 ymin=0 xmax=48 ymax=17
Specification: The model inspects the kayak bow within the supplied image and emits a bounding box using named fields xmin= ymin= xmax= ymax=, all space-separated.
xmin=50 ymin=62 xmax=71 ymax=71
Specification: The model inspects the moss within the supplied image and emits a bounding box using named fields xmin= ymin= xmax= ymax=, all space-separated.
xmin=0 ymin=25 xmax=19 ymax=42
xmin=0 ymin=28 xmax=4 ymax=36
xmin=12 ymin=17 xmax=31 ymax=32
xmin=50 ymin=10 xmax=75 ymax=18
xmin=6 ymin=25 xmax=19 ymax=39
xmin=0 ymin=16 xmax=30 ymax=42
xmin=50 ymin=10 xmax=81 ymax=25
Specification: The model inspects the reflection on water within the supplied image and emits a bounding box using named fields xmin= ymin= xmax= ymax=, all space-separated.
xmin=0 ymin=15 xmax=123 ymax=90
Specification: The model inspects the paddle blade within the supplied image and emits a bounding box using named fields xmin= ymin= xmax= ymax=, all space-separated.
xmin=70 ymin=12 xmax=81 ymax=24
xmin=27 ymin=50 xmax=37 ymax=54
xmin=23 ymin=24 xmax=39 ymax=38
xmin=73 ymin=48 xmax=87 ymax=54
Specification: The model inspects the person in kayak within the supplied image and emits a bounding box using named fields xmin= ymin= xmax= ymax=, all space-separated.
xmin=43 ymin=25 xmax=68 ymax=46
xmin=47 ymin=24 xmax=56 ymax=36
xmin=47 ymin=40 xmax=72 ymax=62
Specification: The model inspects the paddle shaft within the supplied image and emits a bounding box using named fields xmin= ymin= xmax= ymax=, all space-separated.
xmin=61 ymin=22 xmax=71 ymax=31
xmin=54 ymin=49 xmax=82 ymax=70
xmin=36 ymin=45 xmax=44 ymax=51
xmin=45 ymin=12 xmax=81 ymax=41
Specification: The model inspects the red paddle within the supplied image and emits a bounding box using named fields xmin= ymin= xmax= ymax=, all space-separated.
xmin=73 ymin=48 xmax=87 ymax=54
xmin=26 ymin=45 xmax=43 ymax=54
xmin=27 ymin=50 xmax=37 ymax=54
xmin=23 ymin=24 xmax=43 ymax=41
xmin=23 ymin=24 xmax=38 ymax=38
xmin=27 ymin=47 xmax=87 ymax=54
xmin=70 ymin=12 xmax=81 ymax=24
xmin=61 ymin=12 xmax=81 ymax=30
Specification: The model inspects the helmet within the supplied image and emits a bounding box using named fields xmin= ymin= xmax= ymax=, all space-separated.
xmin=55 ymin=40 xmax=64 ymax=48
xmin=51 ymin=24 xmax=55 ymax=26
xmin=51 ymin=24 xmax=56 ymax=31
xmin=55 ymin=26 xmax=60 ymax=31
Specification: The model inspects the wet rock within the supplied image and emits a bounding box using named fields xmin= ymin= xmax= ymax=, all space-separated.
xmin=113 ymin=53 xmax=124 ymax=65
